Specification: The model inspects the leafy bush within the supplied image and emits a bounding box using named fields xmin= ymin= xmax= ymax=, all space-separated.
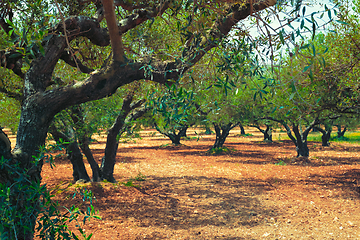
xmin=0 ymin=145 xmax=100 ymax=239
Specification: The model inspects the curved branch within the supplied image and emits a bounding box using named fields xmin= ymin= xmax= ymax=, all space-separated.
xmin=115 ymin=0 xmax=150 ymax=11
xmin=182 ymin=0 xmax=277 ymax=68
xmin=263 ymin=116 xmax=297 ymax=144
xmin=118 ymin=1 xmax=171 ymax=34
xmin=54 ymin=16 xmax=110 ymax=46
xmin=60 ymin=51 xmax=94 ymax=74
xmin=0 ymin=49 xmax=25 ymax=79
xmin=0 ymin=86 xmax=23 ymax=103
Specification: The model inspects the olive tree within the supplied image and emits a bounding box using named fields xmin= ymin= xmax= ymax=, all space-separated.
xmin=0 ymin=0 xmax=282 ymax=238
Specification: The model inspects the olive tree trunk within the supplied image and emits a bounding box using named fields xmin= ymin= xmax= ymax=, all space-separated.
xmin=69 ymin=106 xmax=101 ymax=182
xmin=239 ymin=124 xmax=246 ymax=135
xmin=265 ymin=117 xmax=320 ymax=158
xmin=252 ymin=124 xmax=272 ymax=142
xmin=48 ymin=125 xmax=91 ymax=182
xmin=336 ymin=125 xmax=347 ymax=138
xmin=153 ymin=123 xmax=189 ymax=146
xmin=101 ymin=95 xmax=146 ymax=182
xmin=314 ymin=124 xmax=332 ymax=147
xmin=211 ymin=122 xmax=239 ymax=150
xmin=0 ymin=1 xmax=276 ymax=238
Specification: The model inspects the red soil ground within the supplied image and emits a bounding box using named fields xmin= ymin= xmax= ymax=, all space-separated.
xmin=5 ymin=128 xmax=360 ymax=239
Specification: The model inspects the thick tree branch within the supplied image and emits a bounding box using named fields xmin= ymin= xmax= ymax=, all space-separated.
xmin=15 ymin=0 xmax=277 ymax=155
xmin=302 ymin=118 xmax=320 ymax=139
xmin=60 ymin=51 xmax=94 ymax=74
xmin=54 ymin=16 xmax=110 ymax=46
xmin=0 ymin=86 xmax=23 ymax=103
xmin=115 ymin=0 xmax=150 ymax=11
xmin=181 ymin=0 xmax=277 ymax=68
xmin=263 ymin=116 xmax=297 ymax=144
xmin=118 ymin=1 xmax=171 ymax=34
xmin=0 ymin=49 xmax=25 ymax=79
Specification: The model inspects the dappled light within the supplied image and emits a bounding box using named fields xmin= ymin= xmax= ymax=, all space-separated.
xmin=36 ymin=128 xmax=360 ymax=239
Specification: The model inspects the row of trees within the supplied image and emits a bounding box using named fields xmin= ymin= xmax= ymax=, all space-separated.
xmin=0 ymin=0 xmax=281 ymax=238
xmin=0 ymin=0 xmax=359 ymax=239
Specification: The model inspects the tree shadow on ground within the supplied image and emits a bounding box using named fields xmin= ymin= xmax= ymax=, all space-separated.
xmin=303 ymin=168 xmax=360 ymax=198
xmin=58 ymin=175 xmax=279 ymax=233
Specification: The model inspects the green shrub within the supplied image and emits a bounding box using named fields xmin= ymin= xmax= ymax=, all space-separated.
xmin=0 ymin=145 xmax=100 ymax=239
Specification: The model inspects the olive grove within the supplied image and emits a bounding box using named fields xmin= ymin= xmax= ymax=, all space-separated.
xmin=0 ymin=0 xmax=289 ymax=238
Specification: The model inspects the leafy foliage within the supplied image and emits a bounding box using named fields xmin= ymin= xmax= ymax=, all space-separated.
xmin=0 ymin=144 xmax=99 ymax=239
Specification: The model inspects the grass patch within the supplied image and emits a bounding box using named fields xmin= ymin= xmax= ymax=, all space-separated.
xmin=236 ymin=133 xmax=253 ymax=137
xmin=207 ymin=146 xmax=235 ymax=155
xmin=274 ymin=160 xmax=287 ymax=166
xmin=130 ymin=173 xmax=147 ymax=182
xmin=281 ymin=131 xmax=360 ymax=144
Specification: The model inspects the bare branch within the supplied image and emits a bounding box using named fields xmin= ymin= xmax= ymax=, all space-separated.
xmin=60 ymin=51 xmax=94 ymax=74
xmin=0 ymin=86 xmax=23 ymax=103
xmin=0 ymin=49 xmax=25 ymax=79
xmin=115 ymin=0 xmax=150 ymax=11
xmin=54 ymin=16 xmax=110 ymax=46
xmin=102 ymin=0 xmax=125 ymax=62
xmin=118 ymin=1 xmax=171 ymax=34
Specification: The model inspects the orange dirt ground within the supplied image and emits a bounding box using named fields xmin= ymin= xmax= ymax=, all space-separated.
xmin=6 ymin=128 xmax=360 ymax=239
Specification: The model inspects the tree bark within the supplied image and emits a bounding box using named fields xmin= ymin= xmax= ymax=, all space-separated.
xmin=0 ymin=1 xmax=276 ymax=238
xmin=101 ymin=95 xmax=146 ymax=182
xmin=252 ymin=124 xmax=272 ymax=142
xmin=239 ymin=124 xmax=246 ymax=135
xmin=292 ymin=124 xmax=310 ymax=158
xmin=48 ymin=125 xmax=91 ymax=182
xmin=314 ymin=124 xmax=332 ymax=147
xmin=69 ymin=106 xmax=101 ymax=182
xmin=0 ymin=127 xmax=11 ymax=160
xmin=264 ymin=117 xmax=320 ymax=158
xmin=336 ymin=125 xmax=347 ymax=138
xmin=153 ymin=123 xmax=188 ymax=145
xmin=211 ymin=122 xmax=239 ymax=150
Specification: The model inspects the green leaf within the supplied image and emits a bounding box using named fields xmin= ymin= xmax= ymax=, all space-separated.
xmin=303 ymin=65 xmax=311 ymax=72
xmin=308 ymin=69 xmax=314 ymax=82
xmin=9 ymin=52 xmax=23 ymax=59
xmin=335 ymin=20 xmax=349 ymax=25
xmin=289 ymin=92 xmax=295 ymax=100
xmin=38 ymin=44 xmax=45 ymax=56
xmin=279 ymin=30 xmax=285 ymax=44
xmin=300 ymin=44 xmax=310 ymax=50
xmin=311 ymin=44 xmax=316 ymax=56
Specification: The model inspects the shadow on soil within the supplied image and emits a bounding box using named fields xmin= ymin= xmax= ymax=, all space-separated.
xmin=303 ymin=168 xmax=360 ymax=198
xmin=59 ymin=175 xmax=279 ymax=233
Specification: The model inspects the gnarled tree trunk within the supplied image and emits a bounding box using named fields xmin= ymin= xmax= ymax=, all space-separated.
xmin=101 ymin=95 xmax=146 ymax=182
xmin=265 ymin=117 xmax=320 ymax=159
xmin=153 ymin=123 xmax=188 ymax=146
xmin=48 ymin=125 xmax=91 ymax=182
xmin=69 ymin=106 xmax=101 ymax=182
xmin=0 ymin=0 xmax=276 ymax=238
xmin=211 ymin=122 xmax=239 ymax=150
xmin=252 ymin=124 xmax=272 ymax=142
xmin=314 ymin=124 xmax=332 ymax=147
xmin=239 ymin=124 xmax=246 ymax=135
xmin=336 ymin=125 xmax=347 ymax=138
